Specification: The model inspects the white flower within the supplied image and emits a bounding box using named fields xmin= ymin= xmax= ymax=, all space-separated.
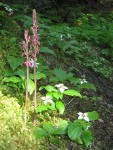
xmin=4 ymin=7 xmax=13 ymax=12
xmin=30 ymin=58 xmax=39 ymax=68
xmin=55 ymin=83 xmax=68 ymax=93
xmin=78 ymin=112 xmax=89 ymax=122
xmin=80 ymin=79 xmax=87 ymax=84
xmin=41 ymin=96 xmax=53 ymax=105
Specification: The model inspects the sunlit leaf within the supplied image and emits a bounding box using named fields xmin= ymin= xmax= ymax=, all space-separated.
xmin=34 ymin=127 xmax=48 ymax=138
xmin=64 ymin=89 xmax=82 ymax=98
xmin=36 ymin=105 xmax=48 ymax=113
xmin=28 ymin=79 xmax=35 ymax=95
xmin=56 ymin=101 xmax=65 ymax=114
xmin=45 ymin=85 xmax=57 ymax=92
xmin=2 ymin=76 xmax=21 ymax=83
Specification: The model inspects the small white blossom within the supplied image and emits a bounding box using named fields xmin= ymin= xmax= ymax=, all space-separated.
xmin=55 ymin=83 xmax=68 ymax=93
xmin=30 ymin=58 xmax=39 ymax=68
xmin=4 ymin=7 xmax=13 ymax=12
xmin=67 ymin=34 xmax=71 ymax=38
xmin=80 ymin=79 xmax=87 ymax=84
xmin=60 ymin=35 xmax=63 ymax=40
xmin=78 ymin=112 xmax=89 ymax=122
xmin=41 ymin=96 xmax=53 ymax=105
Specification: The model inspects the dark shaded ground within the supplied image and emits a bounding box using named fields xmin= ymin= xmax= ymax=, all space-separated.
xmin=65 ymin=66 xmax=113 ymax=150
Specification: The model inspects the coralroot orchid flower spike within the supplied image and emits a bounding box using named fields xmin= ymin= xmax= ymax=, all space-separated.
xmin=21 ymin=9 xmax=40 ymax=125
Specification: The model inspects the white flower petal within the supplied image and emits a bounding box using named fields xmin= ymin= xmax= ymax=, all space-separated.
xmin=84 ymin=116 xmax=89 ymax=122
xmin=78 ymin=112 xmax=83 ymax=116
xmin=41 ymin=97 xmax=46 ymax=100
xmin=84 ymin=113 xmax=88 ymax=117
xmin=78 ymin=116 xmax=83 ymax=120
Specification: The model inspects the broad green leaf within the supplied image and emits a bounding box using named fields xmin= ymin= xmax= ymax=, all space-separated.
xmin=7 ymin=55 xmax=24 ymax=71
xmin=4 ymin=69 xmax=14 ymax=77
xmin=42 ymin=122 xmax=55 ymax=134
xmin=40 ymin=46 xmax=55 ymax=56
xmin=64 ymin=89 xmax=82 ymax=98
xmin=53 ymin=120 xmax=68 ymax=135
xmin=28 ymin=79 xmax=35 ymax=95
xmin=2 ymin=76 xmax=21 ymax=83
xmin=45 ymin=85 xmax=57 ymax=92
xmin=83 ymin=130 xmax=93 ymax=147
xmin=30 ymin=72 xmax=46 ymax=80
xmin=56 ymin=101 xmax=65 ymax=114
xmin=87 ymin=111 xmax=99 ymax=121
xmin=34 ymin=127 xmax=48 ymax=138
xmin=68 ymin=122 xmax=82 ymax=140
xmin=53 ymin=68 xmax=74 ymax=82
xmin=52 ymin=92 xmax=63 ymax=100
xmin=46 ymin=92 xmax=53 ymax=99
xmin=77 ymin=83 xmax=96 ymax=92
xmin=15 ymin=68 xmax=26 ymax=79
xmin=49 ymin=77 xmax=59 ymax=82
xmin=47 ymin=102 xmax=56 ymax=110
xmin=36 ymin=105 xmax=48 ymax=113
xmin=7 ymin=83 xmax=18 ymax=88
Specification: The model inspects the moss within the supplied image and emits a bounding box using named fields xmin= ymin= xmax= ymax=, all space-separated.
xmin=0 ymin=91 xmax=40 ymax=150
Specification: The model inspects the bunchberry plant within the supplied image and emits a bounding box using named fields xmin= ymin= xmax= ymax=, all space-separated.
xmin=21 ymin=9 xmax=39 ymax=125
xmin=35 ymin=83 xmax=99 ymax=147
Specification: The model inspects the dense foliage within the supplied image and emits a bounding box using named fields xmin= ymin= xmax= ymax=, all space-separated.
xmin=0 ymin=1 xmax=113 ymax=149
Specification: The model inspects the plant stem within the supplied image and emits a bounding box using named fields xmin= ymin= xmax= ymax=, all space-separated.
xmin=25 ymin=48 xmax=29 ymax=125
xmin=33 ymin=52 xmax=37 ymax=125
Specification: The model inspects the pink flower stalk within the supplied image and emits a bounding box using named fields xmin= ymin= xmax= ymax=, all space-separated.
xmin=21 ymin=9 xmax=40 ymax=125
xmin=32 ymin=9 xmax=40 ymax=125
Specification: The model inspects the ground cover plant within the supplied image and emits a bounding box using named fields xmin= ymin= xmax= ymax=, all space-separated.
xmin=0 ymin=1 xmax=113 ymax=149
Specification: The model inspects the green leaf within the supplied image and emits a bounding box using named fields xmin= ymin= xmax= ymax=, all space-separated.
xmin=53 ymin=120 xmax=68 ymax=135
xmin=28 ymin=79 xmax=35 ymax=95
xmin=83 ymin=130 xmax=93 ymax=147
xmin=4 ymin=69 xmax=14 ymax=77
xmin=45 ymin=85 xmax=57 ymax=92
xmin=49 ymin=77 xmax=59 ymax=82
xmin=56 ymin=101 xmax=65 ymax=114
xmin=52 ymin=92 xmax=63 ymax=100
xmin=7 ymin=55 xmax=24 ymax=71
xmin=15 ymin=68 xmax=26 ymax=79
xmin=2 ymin=76 xmax=21 ymax=83
xmin=7 ymin=83 xmax=18 ymax=88
xmin=36 ymin=105 xmax=48 ymax=113
xmin=34 ymin=127 xmax=48 ymax=138
xmin=68 ymin=122 xmax=82 ymax=140
xmin=52 ymin=68 xmax=74 ymax=82
xmin=77 ymin=83 xmax=96 ymax=92
xmin=87 ymin=111 xmax=99 ymax=121
xmin=30 ymin=72 xmax=46 ymax=80
xmin=42 ymin=122 xmax=55 ymax=134
xmin=76 ymin=138 xmax=83 ymax=144
xmin=64 ymin=89 xmax=82 ymax=98
xmin=40 ymin=46 xmax=55 ymax=55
